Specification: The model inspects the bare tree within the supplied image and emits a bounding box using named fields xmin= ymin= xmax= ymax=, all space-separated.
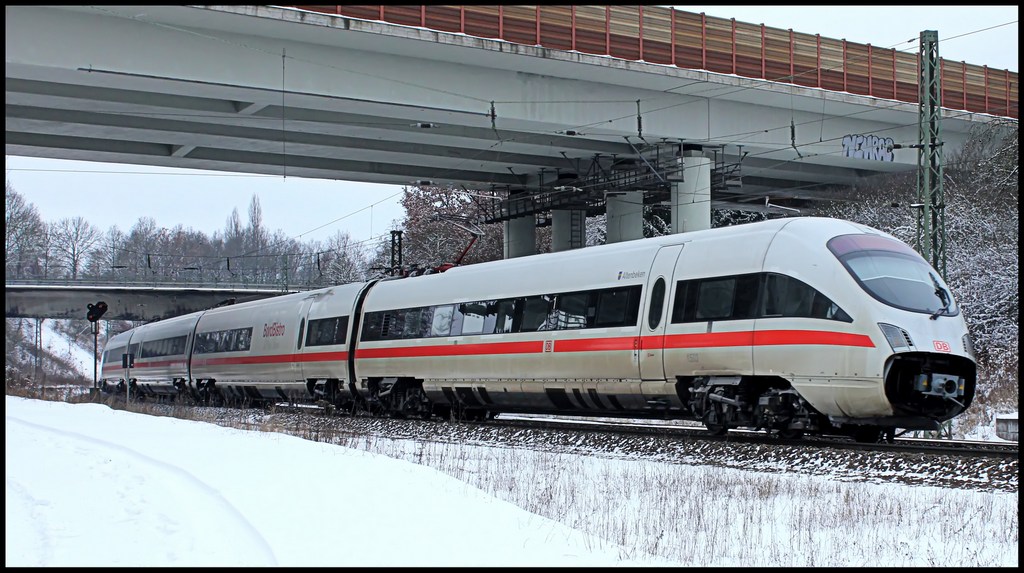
xmin=49 ymin=216 xmax=101 ymax=279
xmin=5 ymin=182 xmax=47 ymax=279
xmin=318 ymin=230 xmax=369 ymax=285
xmin=399 ymin=185 xmax=505 ymax=270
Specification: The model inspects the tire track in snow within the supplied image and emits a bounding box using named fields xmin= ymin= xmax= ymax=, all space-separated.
xmin=6 ymin=415 xmax=278 ymax=566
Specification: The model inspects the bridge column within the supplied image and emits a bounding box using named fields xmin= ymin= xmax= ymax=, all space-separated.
xmin=503 ymin=215 xmax=536 ymax=258
xmin=671 ymin=148 xmax=713 ymax=233
xmin=551 ymin=209 xmax=585 ymax=252
xmin=605 ymin=191 xmax=644 ymax=243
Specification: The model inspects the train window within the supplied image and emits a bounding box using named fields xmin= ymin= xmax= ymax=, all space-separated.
xmin=763 ymin=274 xmax=852 ymax=322
xmin=594 ymin=286 xmax=641 ymax=328
xmin=493 ymin=299 xmax=517 ymax=333
xmin=194 ymin=327 xmax=253 ymax=353
xmin=307 ymin=316 xmax=349 ymax=346
xmin=672 ymin=281 xmax=695 ymax=323
xmin=555 ymin=292 xmax=590 ymax=330
xmin=520 ymin=295 xmax=555 ymax=332
xmin=104 ymin=346 xmax=125 ymax=366
xmin=696 ymin=278 xmax=735 ymax=320
xmin=140 ymin=335 xmax=187 ymax=358
xmin=648 ymin=278 xmax=666 ymax=329
xmin=361 ymin=312 xmax=382 ymax=341
xmin=829 ymin=234 xmax=957 ymax=317
xmin=447 ymin=305 xmax=466 ymax=337
xmin=733 ymin=274 xmax=760 ymax=319
xmin=297 ymin=318 xmax=306 ymax=349
xmin=382 ymin=310 xmax=405 ymax=340
xmin=430 ymin=305 xmax=455 ymax=337
xmin=404 ymin=307 xmax=434 ymax=339
xmin=459 ymin=301 xmax=491 ymax=335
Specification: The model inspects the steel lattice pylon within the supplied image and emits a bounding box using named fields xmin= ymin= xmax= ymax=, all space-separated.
xmin=916 ymin=30 xmax=946 ymax=279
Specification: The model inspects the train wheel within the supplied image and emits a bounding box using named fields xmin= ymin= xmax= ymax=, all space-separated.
xmin=703 ymin=410 xmax=728 ymax=436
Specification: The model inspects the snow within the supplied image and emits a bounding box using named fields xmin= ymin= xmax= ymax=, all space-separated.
xmin=5 ymin=397 xmax=668 ymax=567
xmin=41 ymin=320 xmax=98 ymax=381
xmin=5 ymin=396 xmax=1019 ymax=567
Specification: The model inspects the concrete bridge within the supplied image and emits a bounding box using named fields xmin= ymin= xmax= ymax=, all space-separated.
xmin=4 ymin=282 xmax=306 ymax=322
xmin=5 ymin=5 xmax=1017 ymax=256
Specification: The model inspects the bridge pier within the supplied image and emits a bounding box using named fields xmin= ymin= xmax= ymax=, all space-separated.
xmin=605 ymin=191 xmax=644 ymax=243
xmin=551 ymin=209 xmax=585 ymax=252
xmin=671 ymin=149 xmax=713 ymax=233
xmin=503 ymin=215 xmax=536 ymax=259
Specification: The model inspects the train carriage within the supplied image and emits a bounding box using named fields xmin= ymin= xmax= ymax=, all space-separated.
xmin=354 ymin=240 xmax=659 ymax=418
xmin=189 ymin=289 xmax=320 ymax=403
xmin=128 ymin=312 xmax=202 ymax=399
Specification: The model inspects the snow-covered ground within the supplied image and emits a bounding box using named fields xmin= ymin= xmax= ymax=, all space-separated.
xmin=5 ymin=396 xmax=1018 ymax=567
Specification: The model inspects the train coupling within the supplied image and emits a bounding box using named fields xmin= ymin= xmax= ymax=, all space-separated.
xmin=914 ymin=373 xmax=966 ymax=399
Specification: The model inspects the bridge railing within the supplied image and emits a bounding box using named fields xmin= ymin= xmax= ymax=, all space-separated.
xmin=286 ymin=5 xmax=1017 ymax=119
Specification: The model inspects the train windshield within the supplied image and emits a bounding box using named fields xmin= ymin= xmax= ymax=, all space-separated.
xmin=827 ymin=233 xmax=958 ymax=317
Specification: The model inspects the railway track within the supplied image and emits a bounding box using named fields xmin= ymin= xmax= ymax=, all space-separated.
xmin=489 ymin=413 xmax=1020 ymax=460
xmin=103 ymin=396 xmax=1018 ymax=492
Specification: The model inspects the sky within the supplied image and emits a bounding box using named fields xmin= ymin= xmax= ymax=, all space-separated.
xmin=4 ymin=6 xmax=1018 ymax=246
xmin=5 ymin=394 xmax=1018 ymax=567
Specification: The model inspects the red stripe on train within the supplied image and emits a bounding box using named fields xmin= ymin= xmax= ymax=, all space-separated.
xmin=357 ymin=329 xmax=873 ymax=358
xmin=657 ymin=330 xmax=874 ymax=349
xmin=111 ymin=330 xmax=873 ymax=370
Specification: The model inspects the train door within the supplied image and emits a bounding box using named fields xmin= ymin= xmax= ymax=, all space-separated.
xmin=294 ymin=296 xmax=315 ymax=382
xmin=639 ymin=244 xmax=686 ymax=381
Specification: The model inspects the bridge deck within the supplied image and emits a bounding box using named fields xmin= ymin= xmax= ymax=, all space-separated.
xmin=290 ymin=5 xmax=1017 ymax=119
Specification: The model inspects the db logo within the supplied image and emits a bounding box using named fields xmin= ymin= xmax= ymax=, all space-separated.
xmin=543 ymin=340 xmax=554 ymax=353
xmin=933 ymin=340 xmax=951 ymax=353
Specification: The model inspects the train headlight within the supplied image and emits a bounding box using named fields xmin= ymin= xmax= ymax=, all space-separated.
xmin=878 ymin=323 xmax=914 ymax=352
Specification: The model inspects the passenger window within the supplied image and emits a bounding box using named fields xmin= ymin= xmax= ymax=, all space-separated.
xmin=733 ymin=274 xmax=760 ymax=320
xmin=761 ymin=273 xmax=852 ymax=322
xmin=696 ymin=278 xmax=735 ymax=320
xmin=403 ymin=307 xmax=432 ymax=339
xmin=595 ymin=287 xmax=635 ymax=327
xmin=648 ymin=278 xmax=666 ymax=329
xmin=671 ymin=281 xmax=695 ymax=323
xmin=493 ymin=299 xmax=517 ymax=333
xmin=459 ymin=301 xmax=489 ymax=335
xmin=297 ymin=318 xmax=305 ymax=349
xmin=520 ymin=295 xmax=555 ymax=332
xmin=430 ymin=305 xmax=454 ymax=337
xmin=555 ymin=292 xmax=590 ymax=329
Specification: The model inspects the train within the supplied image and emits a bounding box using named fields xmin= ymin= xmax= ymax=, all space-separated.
xmin=99 ymin=216 xmax=977 ymax=443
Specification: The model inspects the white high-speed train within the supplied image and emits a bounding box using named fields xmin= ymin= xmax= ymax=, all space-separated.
xmin=100 ymin=217 xmax=976 ymax=442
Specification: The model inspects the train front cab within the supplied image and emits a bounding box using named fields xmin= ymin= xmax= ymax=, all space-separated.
xmin=753 ymin=221 xmax=976 ymax=439
xmin=825 ymin=232 xmax=976 ymax=427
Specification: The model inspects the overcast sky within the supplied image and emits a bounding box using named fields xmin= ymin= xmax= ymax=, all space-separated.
xmin=5 ymin=6 xmax=1018 ymax=246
